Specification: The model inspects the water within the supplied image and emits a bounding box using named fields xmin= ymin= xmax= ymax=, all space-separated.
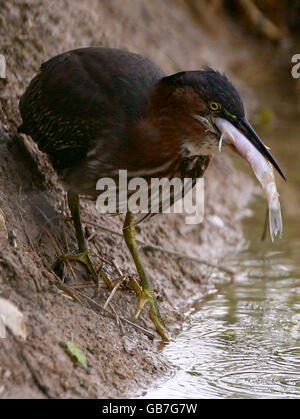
xmin=144 ymin=244 xmax=300 ymax=399
xmin=144 ymin=93 xmax=300 ymax=398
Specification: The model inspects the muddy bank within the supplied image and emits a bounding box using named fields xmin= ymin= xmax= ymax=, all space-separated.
xmin=0 ymin=0 xmax=283 ymax=398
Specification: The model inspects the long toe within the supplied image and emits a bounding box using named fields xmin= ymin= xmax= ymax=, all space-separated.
xmin=130 ymin=285 xmax=169 ymax=342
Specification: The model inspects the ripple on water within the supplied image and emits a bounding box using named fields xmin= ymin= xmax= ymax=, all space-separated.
xmin=144 ymin=250 xmax=300 ymax=399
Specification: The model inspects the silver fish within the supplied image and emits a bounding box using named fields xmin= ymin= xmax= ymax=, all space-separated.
xmin=214 ymin=117 xmax=282 ymax=241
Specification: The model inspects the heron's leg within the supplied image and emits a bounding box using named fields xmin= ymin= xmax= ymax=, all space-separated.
xmin=53 ymin=191 xmax=113 ymax=290
xmin=123 ymin=211 xmax=169 ymax=341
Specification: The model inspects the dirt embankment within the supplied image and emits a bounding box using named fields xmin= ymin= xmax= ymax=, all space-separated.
xmin=0 ymin=0 xmax=284 ymax=398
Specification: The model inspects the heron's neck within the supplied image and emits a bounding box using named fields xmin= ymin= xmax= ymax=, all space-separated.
xmin=131 ymin=81 xmax=215 ymax=159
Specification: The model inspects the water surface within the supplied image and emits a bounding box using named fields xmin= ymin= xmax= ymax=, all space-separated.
xmin=144 ymin=241 xmax=300 ymax=398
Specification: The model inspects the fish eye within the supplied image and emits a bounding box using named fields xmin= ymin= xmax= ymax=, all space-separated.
xmin=209 ymin=101 xmax=221 ymax=112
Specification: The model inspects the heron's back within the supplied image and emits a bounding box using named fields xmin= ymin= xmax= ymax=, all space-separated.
xmin=18 ymin=47 xmax=165 ymax=170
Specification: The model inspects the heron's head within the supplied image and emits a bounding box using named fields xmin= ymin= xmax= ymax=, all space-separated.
xmin=161 ymin=68 xmax=285 ymax=180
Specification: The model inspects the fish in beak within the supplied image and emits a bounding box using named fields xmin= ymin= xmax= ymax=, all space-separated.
xmin=214 ymin=117 xmax=283 ymax=241
xmin=229 ymin=116 xmax=286 ymax=181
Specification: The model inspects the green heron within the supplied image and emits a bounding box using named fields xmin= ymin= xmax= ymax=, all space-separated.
xmin=18 ymin=47 xmax=285 ymax=341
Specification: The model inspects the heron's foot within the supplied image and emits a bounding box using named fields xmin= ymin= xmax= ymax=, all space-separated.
xmin=128 ymin=277 xmax=169 ymax=342
xmin=53 ymin=250 xmax=114 ymax=291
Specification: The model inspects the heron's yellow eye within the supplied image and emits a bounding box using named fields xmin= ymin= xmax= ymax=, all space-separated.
xmin=209 ymin=101 xmax=221 ymax=112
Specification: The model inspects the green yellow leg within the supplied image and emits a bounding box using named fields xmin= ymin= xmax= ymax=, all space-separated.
xmin=53 ymin=190 xmax=113 ymax=290
xmin=123 ymin=211 xmax=169 ymax=342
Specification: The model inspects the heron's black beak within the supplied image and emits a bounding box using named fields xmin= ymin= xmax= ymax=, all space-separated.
xmin=231 ymin=117 xmax=286 ymax=181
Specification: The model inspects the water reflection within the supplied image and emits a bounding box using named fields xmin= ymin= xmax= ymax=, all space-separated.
xmin=144 ymin=248 xmax=300 ymax=399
